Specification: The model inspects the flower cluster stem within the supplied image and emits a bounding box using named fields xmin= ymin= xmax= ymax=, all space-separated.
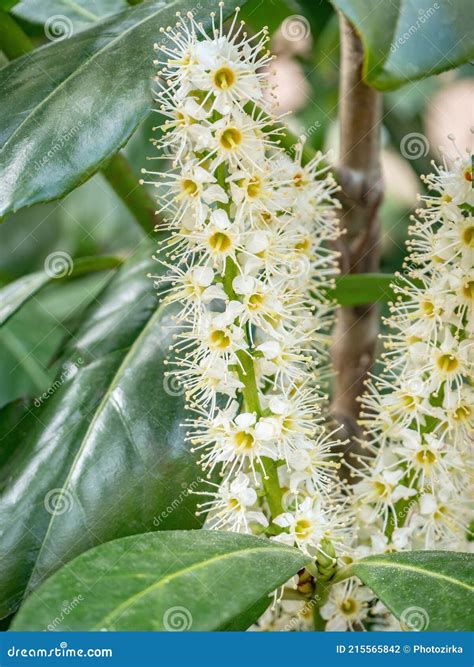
xmin=223 ymin=258 xmax=283 ymax=519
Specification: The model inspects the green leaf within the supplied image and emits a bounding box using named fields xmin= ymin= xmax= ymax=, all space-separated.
xmin=331 ymin=0 xmax=474 ymax=90
xmin=353 ymin=551 xmax=474 ymax=631
xmin=0 ymin=0 xmax=19 ymax=10
xmin=0 ymin=0 xmax=240 ymax=218
xmin=328 ymin=273 xmax=396 ymax=305
xmin=240 ymin=0 xmax=295 ymax=35
xmin=11 ymin=531 xmax=308 ymax=631
xmin=0 ymin=243 xmax=205 ymax=618
xmin=0 ymin=301 xmax=61 ymax=406
xmin=0 ymin=271 xmax=115 ymax=407
xmin=0 ymin=255 xmax=122 ymax=328
xmin=13 ymin=0 xmax=127 ymax=28
xmin=218 ymin=594 xmax=272 ymax=631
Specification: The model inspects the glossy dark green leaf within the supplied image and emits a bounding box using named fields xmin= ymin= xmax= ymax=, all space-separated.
xmin=331 ymin=0 xmax=474 ymax=90
xmin=0 ymin=0 xmax=240 ymax=218
xmin=13 ymin=0 xmax=127 ymax=29
xmin=353 ymin=551 xmax=474 ymax=631
xmin=0 ymin=243 xmax=205 ymax=618
xmin=11 ymin=531 xmax=308 ymax=631
xmin=328 ymin=272 xmax=396 ymax=305
xmin=0 ymin=271 xmax=115 ymax=407
xmin=0 ymin=0 xmax=19 ymax=10
xmin=0 ymin=300 xmax=60 ymax=407
xmin=0 ymin=255 xmax=122 ymax=327
xmin=218 ymin=594 xmax=272 ymax=631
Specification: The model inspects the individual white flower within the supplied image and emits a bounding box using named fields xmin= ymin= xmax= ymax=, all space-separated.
xmin=287 ymin=428 xmax=343 ymax=496
xmin=141 ymin=161 xmax=227 ymax=229
xmin=320 ymin=579 xmax=373 ymax=631
xmin=422 ymin=153 xmax=474 ymax=208
xmin=183 ymin=306 xmax=247 ymax=367
xmin=175 ymin=356 xmax=244 ymax=411
xmin=196 ymin=473 xmax=268 ymax=532
xmin=273 ymin=497 xmax=331 ymax=554
xmin=412 ymin=491 xmax=471 ymax=549
xmin=256 ymin=338 xmax=311 ymax=387
xmin=227 ymin=163 xmax=290 ymax=226
xmin=191 ymin=33 xmax=269 ymax=114
xmin=190 ymin=208 xmax=243 ymax=270
xmin=155 ymin=264 xmax=226 ymax=326
xmin=154 ymin=94 xmax=212 ymax=160
xmin=192 ymin=411 xmax=278 ymax=480
xmin=353 ymin=467 xmax=417 ymax=529
xmin=208 ymin=111 xmax=267 ymax=171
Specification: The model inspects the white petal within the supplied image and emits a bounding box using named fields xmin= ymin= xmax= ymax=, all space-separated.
xmin=233 ymin=274 xmax=255 ymax=294
xmin=235 ymin=412 xmax=256 ymax=429
xmin=210 ymin=208 xmax=230 ymax=229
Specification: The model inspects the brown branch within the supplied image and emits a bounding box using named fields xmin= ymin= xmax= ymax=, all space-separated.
xmin=331 ymin=13 xmax=384 ymax=455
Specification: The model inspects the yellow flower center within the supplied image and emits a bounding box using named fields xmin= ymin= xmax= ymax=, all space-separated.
xmin=248 ymin=293 xmax=264 ymax=310
xmin=295 ymin=238 xmax=311 ymax=252
xmin=340 ymin=598 xmax=357 ymax=615
xmin=246 ymin=176 xmax=261 ymax=198
xmin=181 ymin=178 xmax=199 ymax=197
xmin=209 ymin=329 xmax=231 ymax=350
xmin=462 ymin=280 xmax=474 ymax=299
xmin=213 ymin=66 xmax=236 ymax=90
xmin=295 ymin=518 xmax=313 ymax=540
xmin=373 ymin=480 xmax=389 ymax=498
xmin=415 ymin=448 xmax=436 ymax=466
xmin=293 ymin=171 xmax=306 ymax=187
xmin=401 ymin=394 xmax=417 ymax=410
xmin=234 ymin=431 xmax=255 ymax=451
xmin=421 ymin=300 xmax=435 ymax=317
xmin=436 ymin=353 xmax=459 ymax=373
xmin=453 ymin=405 xmax=471 ymax=422
xmin=227 ymin=497 xmax=241 ymax=511
xmin=185 ymin=283 xmax=204 ymax=298
xmin=220 ymin=127 xmax=242 ymax=150
xmin=462 ymin=225 xmax=474 ymax=247
xmin=208 ymin=231 xmax=232 ymax=253
xmin=282 ymin=416 xmax=295 ymax=431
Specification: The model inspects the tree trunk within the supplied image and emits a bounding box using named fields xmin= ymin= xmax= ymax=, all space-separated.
xmin=331 ymin=14 xmax=384 ymax=451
